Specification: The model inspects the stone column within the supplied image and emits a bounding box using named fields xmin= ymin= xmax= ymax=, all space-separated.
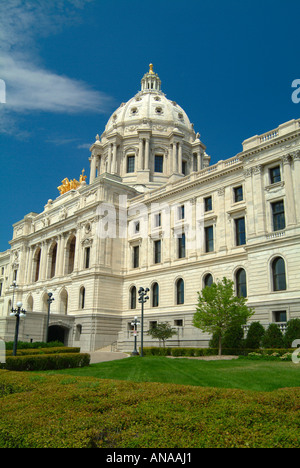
xmin=178 ymin=143 xmax=182 ymax=174
xmin=283 ymin=155 xmax=296 ymax=226
xmin=252 ymin=165 xmax=266 ymax=235
xmin=138 ymin=139 xmax=144 ymax=170
xmin=112 ymin=143 xmax=117 ymax=174
xmin=293 ymin=151 xmax=300 ymax=223
xmin=145 ymin=138 xmax=150 ymax=170
xmin=173 ymin=143 xmax=178 ymax=173
xmin=40 ymin=241 xmax=48 ymax=281
xmin=90 ymin=155 xmax=97 ymax=183
xmin=108 ymin=144 xmax=112 ymax=173
xmin=26 ymin=246 xmax=34 ymax=284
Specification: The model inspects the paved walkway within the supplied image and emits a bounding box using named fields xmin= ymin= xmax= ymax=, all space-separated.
xmin=89 ymin=351 xmax=130 ymax=364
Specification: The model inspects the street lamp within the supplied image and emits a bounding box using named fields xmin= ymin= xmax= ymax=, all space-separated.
xmin=10 ymin=280 xmax=18 ymax=311
xmin=138 ymin=287 xmax=149 ymax=357
xmin=10 ymin=301 xmax=26 ymax=356
xmin=131 ymin=316 xmax=140 ymax=356
xmin=45 ymin=293 xmax=54 ymax=343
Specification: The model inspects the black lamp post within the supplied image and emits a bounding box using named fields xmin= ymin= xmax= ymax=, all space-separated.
xmin=138 ymin=287 xmax=149 ymax=357
xmin=45 ymin=293 xmax=54 ymax=343
xmin=10 ymin=302 xmax=26 ymax=356
xmin=10 ymin=280 xmax=18 ymax=311
xmin=131 ymin=316 xmax=140 ymax=356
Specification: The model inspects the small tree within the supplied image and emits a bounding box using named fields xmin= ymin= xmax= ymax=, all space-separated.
xmin=193 ymin=277 xmax=254 ymax=356
xmin=284 ymin=319 xmax=300 ymax=348
xmin=245 ymin=321 xmax=265 ymax=349
xmin=147 ymin=322 xmax=177 ymax=348
xmin=261 ymin=323 xmax=284 ymax=349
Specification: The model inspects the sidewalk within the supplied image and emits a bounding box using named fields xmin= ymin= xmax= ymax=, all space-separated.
xmin=89 ymin=351 xmax=130 ymax=364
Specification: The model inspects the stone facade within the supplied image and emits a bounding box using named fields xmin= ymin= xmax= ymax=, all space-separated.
xmin=0 ymin=66 xmax=299 ymax=352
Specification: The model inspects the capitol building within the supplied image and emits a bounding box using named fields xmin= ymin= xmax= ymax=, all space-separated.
xmin=0 ymin=65 xmax=299 ymax=352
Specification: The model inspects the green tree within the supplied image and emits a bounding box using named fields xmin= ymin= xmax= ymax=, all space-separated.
xmin=284 ymin=319 xmax=300 ymax=348
xmin=261 ymin=323 xmax=284 ymax=349
xmin=245 ymin=322 xmax=265 ymax=349
xmin=147 ymin=322 xmax=177 ymax=348
xmin=193 ymin=277 xmax=254 ymax=356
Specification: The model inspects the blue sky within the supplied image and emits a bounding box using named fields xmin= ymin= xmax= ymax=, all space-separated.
xmin=0 ymin=0 xmax=299 ymax=251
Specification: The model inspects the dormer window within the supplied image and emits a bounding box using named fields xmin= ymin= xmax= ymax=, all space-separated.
xmin=130 ymin=107 xmax=138 ymax=115
xmin=155 ymin=107 xmax=163 ymax=115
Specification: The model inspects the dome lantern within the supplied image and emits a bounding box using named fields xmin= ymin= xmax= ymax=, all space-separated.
xmin=141 ymin=64 xmax=162 ymax=92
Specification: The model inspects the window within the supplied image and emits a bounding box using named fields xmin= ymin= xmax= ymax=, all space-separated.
xmin=272 ymin=201 xmax=286 ymax=231
xmin=272 ymin=257 xmax=287 ymax=291
xmin=152 ymin=283 xmax=159 ymax=307
xmin=204 ymin=196 xmax=212 ymax=212
xmin=50 ymin=243 xmax=57 ymax=278
xmin=154 ymin=240 xmax=161 ymax=264
xmin=133 ymin=246 xmax=139 ymax=268
xmin=269 ymin=166 xmax=281 ymax=184
xmin=193 ymin=154 xmax=198 ymax=172
xmin=149 ymin=321 xmax=158 ymax=329
xmin=0 ymin=282 xmax=2 ymax=297
xmin=130 ymin=286 xmax=136 ymax=309
xmin=174 ymin=319 xmax=183 ymax=327
xmin=34 ymin=248 xmax=41 ymax=282
xmin=205 ymin=226 xmax=214 ymax=252
xmin=178 ymin=233 xmax=186 ymax=258
xmin=75 ymin=325 xmax=82 ymax=341
xmin=67 ymin=236 xmax=76 ymax=274
xmin=203 ymin=273 xmax=213 ymax=288
xmin=13 ymin=269 xmax=18 ymax=282
xmin=273 ymin=311 xmax=287 ymax=323
xmin=85 ymin=247 xmax=90 ymax=269
xmin=154 ymin=213 xmax=161 ymax=228
xmin=234 ymin=186 xmax=243 ymax=203
xmin=178 ymin=205 xmax=185 ymax=220
xmin=235 ymin=217 xmax=246 ymax=246
xmin=182 ymin=160 xmax=187 ymax=176
xmin=236 ymin=268 xmax=247 ymax=298
xmin=127 ymin=155 xmax=135 ymax=173
xmin=155 ymin=155 xmax=164 ymax=173
xmin=134 ymin=222 xmax=140 ymax=233
xmin=80 ymin=287 xmax=85 ymax=309
xmin=176 ymin=278 xmax=184 ymax=305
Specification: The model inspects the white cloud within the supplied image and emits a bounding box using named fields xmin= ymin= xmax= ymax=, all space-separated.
xmin=0 ymin=0 xmax=112 ymax=133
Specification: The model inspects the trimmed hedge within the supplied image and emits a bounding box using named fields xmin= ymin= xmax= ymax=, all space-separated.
xmin=0 ymin=353 xmax=90 ymax=371
xmin=0 ymin=371 xmax=299 ymax=448
xmin=6 ymin=347 xmax=80 ymax=356
xmin=141 ymin=346 xmax=295 ymax=358
xmin=4 ymin=341 xmax=64 ymax=350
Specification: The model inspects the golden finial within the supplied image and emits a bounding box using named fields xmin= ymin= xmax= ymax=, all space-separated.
xmin=149 ymin=63 xmax=154 ymax=74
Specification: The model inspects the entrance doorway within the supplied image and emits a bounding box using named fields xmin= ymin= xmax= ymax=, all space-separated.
xmin=47 ymin=325 xmax=69 ymax=345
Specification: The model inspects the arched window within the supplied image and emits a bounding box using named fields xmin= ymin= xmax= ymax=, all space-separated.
xmin=60 ymin=289 xmax=68 ymax=315
xmin=176 ymin=278 xmax=184 ymax=305
xmin=79 ymin=287 xmax=85 ymax=309
xmin=66 ymin=235 xmax=76 ymax=274
xmin=130 ymin=286 xmax=137 ymax=310
xmin=49 ymin=242 xmax=57 ymax=279
xmin=203 ymin=273 xmax=213 ymax=288
xmin=33 ymin=247 xmax=41 ymax=282
xmin=236 ymin=268 xmax=247 ymax=297
xmin=152 ymin=282 xmax=159 ymax=307
xmin=27 ymin=295 xmax=34 ymax=312
xmin=272 ymin=257 xmax=287 ymax=291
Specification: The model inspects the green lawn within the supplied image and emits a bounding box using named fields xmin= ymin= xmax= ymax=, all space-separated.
xmin=45 ymin=356 xmax=300 ymax=392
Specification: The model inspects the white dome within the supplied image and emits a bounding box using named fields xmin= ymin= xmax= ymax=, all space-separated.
xmin=103 ymin=65 xmax=195 ymax=140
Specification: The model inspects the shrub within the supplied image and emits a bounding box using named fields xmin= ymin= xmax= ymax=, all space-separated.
xmin=261 ymin=324 xmax=284 ymax=348
xmin=245 ymin=322 xmax=265 ymax=349
xmin=1 ymin=353 xmax=90 ymax=371
xmin=284 ymin=318 xmax=300 ymax=348
xmin=210 ymin=325 xmax=245 ymax=350
xmin=6 ymin=347 xmax=80 ymax=356
xmin=4 ymin=341 xmax=64 ymax=350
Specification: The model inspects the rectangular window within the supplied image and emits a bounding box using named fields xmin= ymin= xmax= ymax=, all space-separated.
xmin=178 ymin=233 xmax=186 ymax=258
xmin=269 ymin=166 xmax=281 ymax=184
xmin=234 ymin=186 xmax=243 ymax=203
xmin=127 ymin=155 xmax=135 ymax=173
xmin=154 ymin=240 xmax=161 ymax=264
xmin=272 ymin=201 xmax=286 ymax=231
xmin=133 ymin=246 xmax=139 ymax=268
xmin=193 ymin=154 xmax=198 ymax=172
xmin=205 ymin=226 xmax=214 ymax=252
xmin=178 ymin=205 xmax=185 ymax=220
xmin=85 ymin=247 xmax=90 ymax=269
xmin=0 ymin=282 xmax=2 ymax=297
xmin=154 ymin=155 xmax=164 ymax=173
xmin=154 ymin=213 xmax=161 ymax=228
xmin=174 ymin=319 xmax=183 ymax=327
xmin=235 ymin=217 xmax=246 ymax=246
xmin=182 ymin=160 xmax=187 ymax=176
xmin=273 ymin=311 xmax=287 ymax=323
xmin=204 ymin=196 xmax=212 ymax=212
